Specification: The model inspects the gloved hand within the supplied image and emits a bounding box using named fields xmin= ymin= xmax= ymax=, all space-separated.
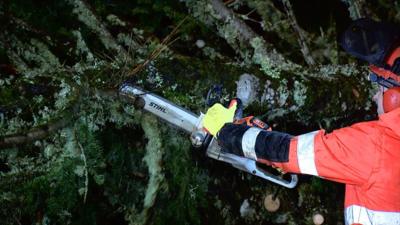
xmin=202 ymin=102 xmax=237 ymax=136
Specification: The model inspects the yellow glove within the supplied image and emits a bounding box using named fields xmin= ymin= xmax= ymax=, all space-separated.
xmin=202 ymin=102 xmax=237 ymax=136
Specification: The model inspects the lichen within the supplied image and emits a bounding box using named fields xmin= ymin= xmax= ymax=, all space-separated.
xmin=292 ymin=80 xmax=307 ymax=109
xmin=1 ymin=113 xmax=30 ymax=135
xmin=128 ymin=114 xmax=164 ymax=225
xmin=250 ymin=37 xmax=281 ymax=78
xmin=117 ymin=33 xmax=140 ymax=50
xmin=146 ymin=62 xmax=164 ymax=88
xmin=246 ymin=0 xmax=291 ymax=34
xmin=260 ymin=80 xmax=275 ymax=105
xmin=72 ymin=30 xmax=95 ymax=63
xmin=217 ymin=20 xmax=240 ymax=49
xmin=7 ymin=36 xmax=61 ymax=78
xmin=201 ymin=46 xmax=224 ymax=60
xmin=239 ymin=199 xmax=256 ymax=221
xmin=106 ymin=14 xmax=126 ymax=27
xmin=214 ymin=198 xmax=236 ymax=225
xmin=341 ymin=0 xmax=363 ymax=20
xmin=184 ymin=1 xmax=215 ymax=26
xmin=54 ymin=80 xmax=73 ymax=110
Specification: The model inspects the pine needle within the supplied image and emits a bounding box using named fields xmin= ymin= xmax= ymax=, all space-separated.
xmin=127 ymin=16 xmax=188 ymax=76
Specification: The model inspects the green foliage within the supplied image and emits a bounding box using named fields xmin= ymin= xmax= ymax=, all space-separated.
xmin=21 ymin=160 xmax=80 ymax=220
xmin=1 ymin=123 xmax=105 ymax=224
xmin=129 ymin=0 xmax=188 ymax=33
xmin=153 ymin=130 xmax=209 ymax=225
xmin=0 ymin=86 xmax=15 ymax=106
xmin=0 ymin=121 xmax=143 ymax=225
xmin=7 ymin=0 xmax=76 ymax=38
xmin=100 ymin=124 xmax=147 ymax=210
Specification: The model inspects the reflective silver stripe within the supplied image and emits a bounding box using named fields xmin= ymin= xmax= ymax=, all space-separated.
xmin=345 ymin=205 xmax=400 ymax=225
xmin=241 ymin=127 xmax=262 ymax=160
xmin=297 ymin=131 xmax=319 ymax=176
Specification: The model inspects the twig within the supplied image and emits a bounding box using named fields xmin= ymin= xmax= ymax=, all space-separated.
xmin=0 ymin=34 xmax=29 ymax=73
xmin=0 ymin=117 xmax=72 ymax=148
xmin=127 ymin=36 xmax=180 ymax=76
xmin=0 ymin=81 xmax=81 ymax=149
xmin=342 ymin=0 xmax=366 ymax=20
xmin=281 ymin=0 xmax=315 ymax=66
xmin=14 ymin=215 xmax=23 ymax=225
xmin=7 ymin=13 xmax=48 ymax=37
xmin=0 ymin=160 xmax=49 ymax=189
xmin=130 ymin=171 xmax=147 ymax=179
xmin=272 ymin=186 xmax=281 ymax=201
xmin=77 ymin=141 xmax=89 ymax=203
xmin=127 ymin=17 xmax=188 ymax=76
xmin=224 ymin=0 xmax=236 ymax=5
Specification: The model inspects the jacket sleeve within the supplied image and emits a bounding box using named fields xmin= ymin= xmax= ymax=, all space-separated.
xmin=218 ymin=122 xmax=381 ymax=185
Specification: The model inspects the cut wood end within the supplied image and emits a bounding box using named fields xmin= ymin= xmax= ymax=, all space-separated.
xmin=264 ymin=194 xmax=280 ymax=212
xmin=312 ymin=213 xmax=324 ymax=225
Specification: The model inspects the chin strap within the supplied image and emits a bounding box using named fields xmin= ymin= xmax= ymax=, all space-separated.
xmin=390 ymin=57 xmax=400 ymax=75
xmin=369 ymin=72 xmax=400 ymax=88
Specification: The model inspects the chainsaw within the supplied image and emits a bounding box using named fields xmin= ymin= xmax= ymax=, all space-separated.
xmin=119 ymin=82 xmax=298 ymax=188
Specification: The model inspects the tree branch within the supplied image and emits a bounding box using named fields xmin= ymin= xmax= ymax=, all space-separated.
xmin=281 ymin=0 xmax=316 ymax=66
xmin=0 ymin=80 xmax=81 ymax=149
xmin=66 ymin=0 xmax=130 ymax=60
xmin=185 ymin=0 xmax=369 ymax=81
xmin=0 ymin=108 xmax=76 ymax=149
xmin=185 ymin=0 xmax=300 ymax=78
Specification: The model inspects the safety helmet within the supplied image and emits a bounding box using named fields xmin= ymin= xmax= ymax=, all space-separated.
xmin=383 ymin=86 xmax=400 ymax=113
xmin=370 ymin=47 xmax=400 ymax=112
xmin=340 ymin=18 xmax=400 ymax=112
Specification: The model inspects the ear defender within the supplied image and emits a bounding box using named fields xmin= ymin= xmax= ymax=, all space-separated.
xmin=383 ymin=87 xmax=400 ymax=113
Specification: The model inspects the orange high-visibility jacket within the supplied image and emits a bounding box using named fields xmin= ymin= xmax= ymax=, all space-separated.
xmin=218 ymin=108 xmax=400 ymax=224
xmin=272 ymin=108 xmax=400 ymax=224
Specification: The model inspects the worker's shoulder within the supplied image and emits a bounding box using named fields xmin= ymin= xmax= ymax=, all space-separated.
xmin=344 ymin=108 xmax=400 ymax=135
xmin=378 ymin=107 xmax=400 ymax=137
xmin=327 ymin=117 xmax=391 ymax=142
xmin=345 ymin=120 xmax=384 ymax=136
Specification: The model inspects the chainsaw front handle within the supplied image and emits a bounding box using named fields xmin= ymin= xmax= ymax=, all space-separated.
xmin=206 ymin=138 xmax=298 ymax=188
